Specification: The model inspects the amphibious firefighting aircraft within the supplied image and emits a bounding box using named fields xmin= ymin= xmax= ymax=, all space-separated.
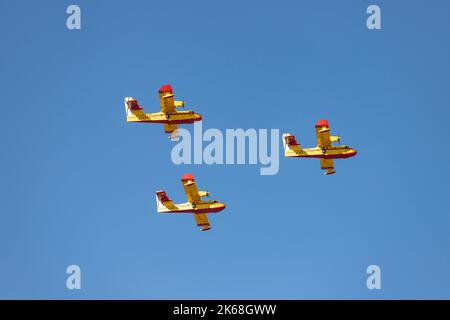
xmin=283 ymin=119 xmax=357 ymax=175
xmin=155 ymin=174 xmax=226 ymax=231
xmin=124 ymin=84 xmax=202 ymax=139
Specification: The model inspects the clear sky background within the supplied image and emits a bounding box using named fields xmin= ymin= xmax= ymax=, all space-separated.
xmin=1 ymin=0 xmax=449 ymax=299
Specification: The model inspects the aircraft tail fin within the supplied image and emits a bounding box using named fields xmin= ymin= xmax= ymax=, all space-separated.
xmin=124 ymin=97 xmax=143 ymax=117
xmin=282 ymin=133 xmax=304 ymax=156
xmin=124 ymin=97 xmax=133 ymax=116
xmin=282 ymin=133 xmax=300 ymax=150
xmin=155 ymin=190 xmax=174 ymax=212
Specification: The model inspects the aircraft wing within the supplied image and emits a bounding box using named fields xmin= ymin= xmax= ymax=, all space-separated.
xmin=320 ymin=158 xmax=334 ymax=170
xmin=160 ymin=93 xmax=176 ymax=114
xmin=164 ymin=123 xmax=178 ymax=133
xmin=316 ymin=127 xmax=332 ymax=148
xmin=183 ymin=180 xmax=202 ymax=204
xmin=320 ymin=158 xmax=336 ymax=175
xmin=193 ymin=213 xmax=211 ymax=231
xmin=315 ymin=120 xmax=332 ymax=149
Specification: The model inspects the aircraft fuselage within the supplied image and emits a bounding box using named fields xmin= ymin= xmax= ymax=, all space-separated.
xmin=127 ymin=110 xmax=202 ymax=124
xmin=157 ymin=201 xmax=226 ymax=214
xmin=286 ymin=145 xmax=357 ymax=159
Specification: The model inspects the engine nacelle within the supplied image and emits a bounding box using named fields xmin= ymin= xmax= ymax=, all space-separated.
xmin=330 ymin=135 xmax=341 ymax=143
xmin=199 ymin=191 xmax=209 ymax=198
xmin=174 ymin=100 xmax=185 ymax=108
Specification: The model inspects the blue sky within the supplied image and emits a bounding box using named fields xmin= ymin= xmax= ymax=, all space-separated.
xmin=1 ymin=0 xmax=449 ymax=299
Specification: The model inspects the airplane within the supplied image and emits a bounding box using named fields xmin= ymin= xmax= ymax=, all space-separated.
xmin=283 ymin=119 xmax=357 ymax=175
xmin=155 ymin=174 xmax=226 ymax=231
xmin=124 ymin=84 xmax=202 ymax=139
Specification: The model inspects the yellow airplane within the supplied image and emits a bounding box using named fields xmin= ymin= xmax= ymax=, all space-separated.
xmin=124 ymin=84 xmax=202 ymax=138
xmin=156 ymin=174 xmax=226 ymax=231
xmin=283 ymin=119 xmax=357 ymax=175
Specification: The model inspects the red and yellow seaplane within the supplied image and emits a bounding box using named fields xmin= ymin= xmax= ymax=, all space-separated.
xmin=283 ymin=119 xmax=357 ymax=175
xmin=155 ymin=174 xmax=226 ymax=231
xmin=124 ymin=84 xmax=202 ymax=138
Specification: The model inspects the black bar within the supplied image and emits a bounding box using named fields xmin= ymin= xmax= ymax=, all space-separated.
xmin=0 ymin=300 xmax=448 ymax=318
